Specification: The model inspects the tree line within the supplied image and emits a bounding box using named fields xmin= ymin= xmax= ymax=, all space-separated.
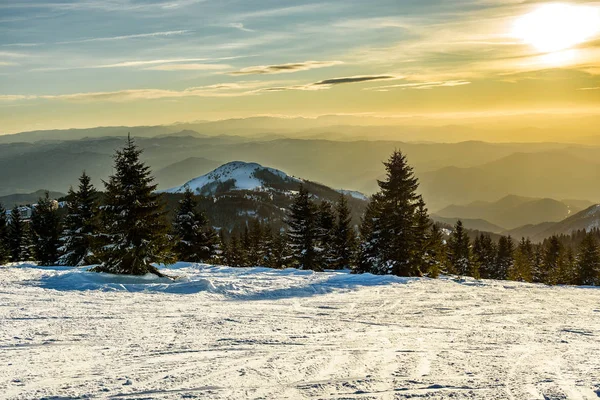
xmin=0 ymin=136 xmax=598 ymax=286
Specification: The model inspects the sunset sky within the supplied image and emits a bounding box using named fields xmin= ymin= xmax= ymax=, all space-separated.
xmin=1 ymin=0 xmax=599 ymax=133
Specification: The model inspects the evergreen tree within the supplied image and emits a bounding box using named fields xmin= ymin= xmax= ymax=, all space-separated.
xmin=31 ymin=191 xmax=62 ymax=266
xmin=509 ymin=237 xmax=533 ymax=282
xmin=531 ymin=244 xmax=545 ymax=283
xmin=412 ymin=196 xmax=432 ymax=276
xmin=0 ymin=203 xmax=9 ymax=264
xmin=425 ymin=223 xmax=446 ymax=278
xmin=494 ymin=235 xmax=514 ymax=280
xmin=20 ymin=223 xmax=34 ymax=262
xmin=377 ymin=150 xmax=421 ymax=276
xmin=542 ymin=236 xmax=563 ymax=285
xmin=558 ymin=246 xmax=576 ymax=285
xmin=473 ymin=233 xmax=496 ymax=279
xmin=316 ymin=200 xmax=336 ymax=268
xmin=173 ymin=187 xmax=217 ymax=263
xmin=287 ymin=185 xmax=320 ymax=271
xmin=95 ymin=135 xmax=174 ymax=276
xmin=576 ymin=234 xmax=600 ymax=286
xmin=247 ymin=219 xmax=264 ymax=266
xmin=8 ymin=206 xmax=24 ymax=262
xmin=355 ymin=194 xmax=384 ymax=274
xmin=265 ymin=229 xmax=291 ymax=269
xmin=448 ymin=220 xmax=471 ymax=277
xmin=59 ymin=172 xmax=98 ymax=266
xmin=332 ymin=194 xmax=357 ymax=270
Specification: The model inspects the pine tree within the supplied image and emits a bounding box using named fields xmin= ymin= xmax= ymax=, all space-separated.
xmin=425 ymin=223 xmax=446 ymax=278
xmin=473 ymin=233 xmax=496 ymax=279
xmin=542 ymin=236 xmax=562 ymax=285
xmin=265 ymin=229 xmax=291 ymax=269
xmin=332 ymin=194 xmax=357 ymax=270
xmin=448 ymin=220 xmax=471 ymax=277
xmin=59 ymin=172 xmax=98 ymax=266
xmin=412 ymin=196 xmax=431 ymax=276
xmin=494 ymin=236 xmax=514 ymax=280
xmin=316 ymin=200 xmax=336 ymax=268
xmin=95 ymin=135 xmax=174 ymax=276
xmin=355 ymin=194 xmax=384 ymax=274
xmin=576 ymin=233 xmax=600 ymax=286
xmin=287 ymin=185 xmax=320 ymax=271
xmin=558 ymin=246 xmax=576 ymax=285
xmin=377 ymin=150 xmax=421 ymax=276
xmin=247 ymin=219 xmax=264 ymax=266
xmin=0 ymin=204 xmax=9 ymax=264
xmin=20 ymin=223 xmax=34 ymax=262
xmin=173 ymin=187 xmax=217 ymax=263
xmin=31 ymin=192 xmax=62 ymax=266
xmin=509 ymin=237 xmax=533 ymax=282
xmin=8 ymin=206 xmax=24 ymax=262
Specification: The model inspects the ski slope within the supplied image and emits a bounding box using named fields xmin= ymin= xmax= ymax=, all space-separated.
xmin=1 ymin=263 xmax=599 ymax=399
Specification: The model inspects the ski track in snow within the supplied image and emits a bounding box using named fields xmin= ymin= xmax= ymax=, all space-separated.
xmin=1 ymin=263 xmax=599 ymax=399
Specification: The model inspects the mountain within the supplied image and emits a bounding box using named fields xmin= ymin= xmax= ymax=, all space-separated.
xmin=165 ymin=161 xmax=301 ymax=195
xmin=161 ymin=161 xmax=368 ymax=231
xmin=154 ymin=157 xmax=223 ymax=190
xmin=435 ymin=195 xmax=580 ymax=230
xmin=506 ymin=204 xmax=600 ymax=242
xmin=420 ymin=151 xmax=600 ymax=211
xmin=431 ymin=215 xmax=505 ymax=233
xmin=0 ymin=190 xmax=66 ymax=208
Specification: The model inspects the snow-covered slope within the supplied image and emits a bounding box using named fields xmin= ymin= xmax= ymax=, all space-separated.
xmin=2 ymin=263 xmax=600 ymax=399
xmin=165 ymin=161 xmax=300 ymax=195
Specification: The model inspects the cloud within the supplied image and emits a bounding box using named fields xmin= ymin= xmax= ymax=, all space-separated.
xmin=31 ymin=57 xmax=236 ymax=71
xmin=0 ymin=0 xmax=204 ymax=12
xmin=56 ymin=30 xmax=192 ymax=44
xmin=368 ymin=80 xmax=472 ymax=91
xmin=0 ymin=81 xmax=284 ymax=103
xmin=227 ymin=23 xmax=254 ymax=32
xmin=578 ymin=86 xmax=600 ymax=90
xmin=145 ymin=63 xmax=231 ymax=71
xmin=256 ymin=75 xmax=399 ymax=92
xmin=229 ymin=61 xmax=342 ymax=76
xmin=314 ymin=75 xmax=395 ymax=86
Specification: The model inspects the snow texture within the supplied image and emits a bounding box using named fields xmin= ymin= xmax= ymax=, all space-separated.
xmin=1 ymin=263 xmax=599 ymax=399
xmin=165 ymin=161 xmax=297 ymax=194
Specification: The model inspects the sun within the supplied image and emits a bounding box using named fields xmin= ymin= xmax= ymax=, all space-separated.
xmin=512 ymin=3 xmax=600 ymax=53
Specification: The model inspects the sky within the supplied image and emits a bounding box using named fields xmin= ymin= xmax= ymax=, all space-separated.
xmin=1 ymin=0 xmax=599 ymax=133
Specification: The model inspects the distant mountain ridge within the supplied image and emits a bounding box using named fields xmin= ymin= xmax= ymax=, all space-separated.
xmin=436 ymin=195 xmax=592 ymax=230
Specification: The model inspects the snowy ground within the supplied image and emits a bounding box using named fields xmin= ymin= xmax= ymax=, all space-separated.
xmin=1 ymin=264 xmax=599 ymax=399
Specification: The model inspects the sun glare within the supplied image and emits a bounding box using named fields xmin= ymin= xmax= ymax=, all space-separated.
xmin=513 ymin=3 xmax=600 ymax=53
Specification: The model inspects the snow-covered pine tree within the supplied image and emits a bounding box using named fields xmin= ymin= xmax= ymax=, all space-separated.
xmin=377 ymin=150 xmax=421 ymax=276
xmin=94 ymin=135 xmax=174 ymax=276
xmin=332 ymin=194 xmax=357 ymax=270
xmin=576 ymin=233 xmax=600 ymax=286
xmin=494 ymin=235 xmax=514 ymax=280
xmin=31 ymin=191 xmax=62 ymax=266
xmin=8 ymin=206 xmax=24 ymax=262
xmin=316 ymin=200 xmax=336 ymax=268
xmin=173 ymin=187 xmax=217 ymax=263
xmin=355 ymin=193 xmax=385 ymax=274
xmin=20 ymin=223 xmax=34 ymax=262
xmin=0 ymin=204 xmax=9 ymax=264
xmin=287 ymin=185 xmax=320 ymax=271
xmin=448 ymin=220 xmax=471 ymax=277
xmin=59 ymin=172 xmax=98 ymax=266
xmin=473 ymin=233 xmax=496 ymax=279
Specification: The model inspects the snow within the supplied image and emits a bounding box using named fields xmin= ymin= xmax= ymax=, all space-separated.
xmin=337 ymin=189 xmax=369 ymax=201
xmin=1 ymin=263 xmax=600 ymax=399
xmin=164 ymin=161 xmax=298 ymax=194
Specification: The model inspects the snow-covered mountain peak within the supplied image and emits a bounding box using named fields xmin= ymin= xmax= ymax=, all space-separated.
xmin=165 ymin=161 xmax=299 ymax=195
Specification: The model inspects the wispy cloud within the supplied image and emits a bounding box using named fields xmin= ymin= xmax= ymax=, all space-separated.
xmin=578 ymin=86 xmax=600 ymax=90
xmin=56 ymin=30 xmax=192 ymax=44
xmin=258 ymin=75 xmax=399 ymax=92
xmin=229 ymin=61 xmax=342 ymax=76
xmin=368 ymin=80 xmax=471 ymax=91
xmin=145 ymin=63 xmax=231 ymax=71
xmin=31 ymin=57 xmax=239 ymax=71
xmin=0 ymin=0 xmax=204 ymax=12
xmin=227 ymin=23 xmax=254 ymax=33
